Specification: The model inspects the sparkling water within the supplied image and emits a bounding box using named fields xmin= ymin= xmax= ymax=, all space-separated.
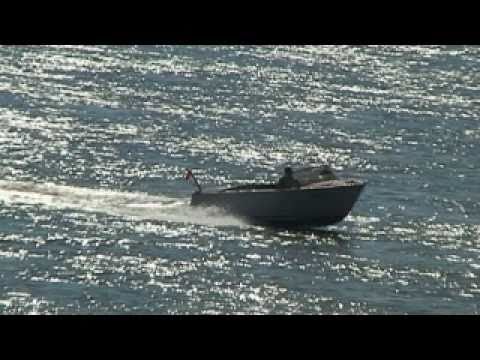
xmin=0 ymin=46 xmax=478 ymax=314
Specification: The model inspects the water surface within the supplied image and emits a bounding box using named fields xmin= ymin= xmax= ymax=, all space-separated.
xmin=0 ymin=45 xmax=478 ymax=314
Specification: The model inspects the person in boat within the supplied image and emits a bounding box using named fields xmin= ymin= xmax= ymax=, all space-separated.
xmin=277 ymin=167 xmax=301 ymax=189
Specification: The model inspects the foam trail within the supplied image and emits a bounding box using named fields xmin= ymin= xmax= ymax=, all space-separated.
xmin=0 ymin=180 xmax=246 ymax=227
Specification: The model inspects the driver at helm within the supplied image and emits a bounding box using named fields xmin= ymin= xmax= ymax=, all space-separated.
xmin=277 ymin=167 xmax=301 ymax=189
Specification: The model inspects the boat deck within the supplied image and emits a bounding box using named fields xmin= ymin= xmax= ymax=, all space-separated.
xmin=219 ymin=179 xmax=364 ymax=193
xmin=301 ymin=179 xmax=363 ymax=189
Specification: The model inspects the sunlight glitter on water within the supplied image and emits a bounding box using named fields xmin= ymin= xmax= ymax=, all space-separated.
xmin=1 ymin=45 xmax=479 ymax=314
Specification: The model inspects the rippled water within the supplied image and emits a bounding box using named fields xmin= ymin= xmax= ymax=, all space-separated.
xmin=0 ymin=45 xmax=479 ymax=314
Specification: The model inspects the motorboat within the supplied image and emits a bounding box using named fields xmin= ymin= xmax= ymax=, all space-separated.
xmin=186 ymin=166 xmax=366 ymax=227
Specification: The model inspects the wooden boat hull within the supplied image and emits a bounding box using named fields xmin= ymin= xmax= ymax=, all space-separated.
xmin=191 ymin=180 xmax=366 ymax=226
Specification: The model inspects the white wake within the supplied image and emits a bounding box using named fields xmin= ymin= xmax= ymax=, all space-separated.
xmin=0 ymin=180 xmax=246 ymax=227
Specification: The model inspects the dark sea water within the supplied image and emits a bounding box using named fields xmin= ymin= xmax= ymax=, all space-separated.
xmin=0 ymin=45 xmax=478 ymax=314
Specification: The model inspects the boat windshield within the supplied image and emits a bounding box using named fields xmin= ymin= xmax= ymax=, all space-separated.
xmin=292 ymin=165 xmax=337 ymax=186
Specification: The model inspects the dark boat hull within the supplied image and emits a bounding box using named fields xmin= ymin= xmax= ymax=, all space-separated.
xmin=191 ymin=181 xmax=365 ymax=226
